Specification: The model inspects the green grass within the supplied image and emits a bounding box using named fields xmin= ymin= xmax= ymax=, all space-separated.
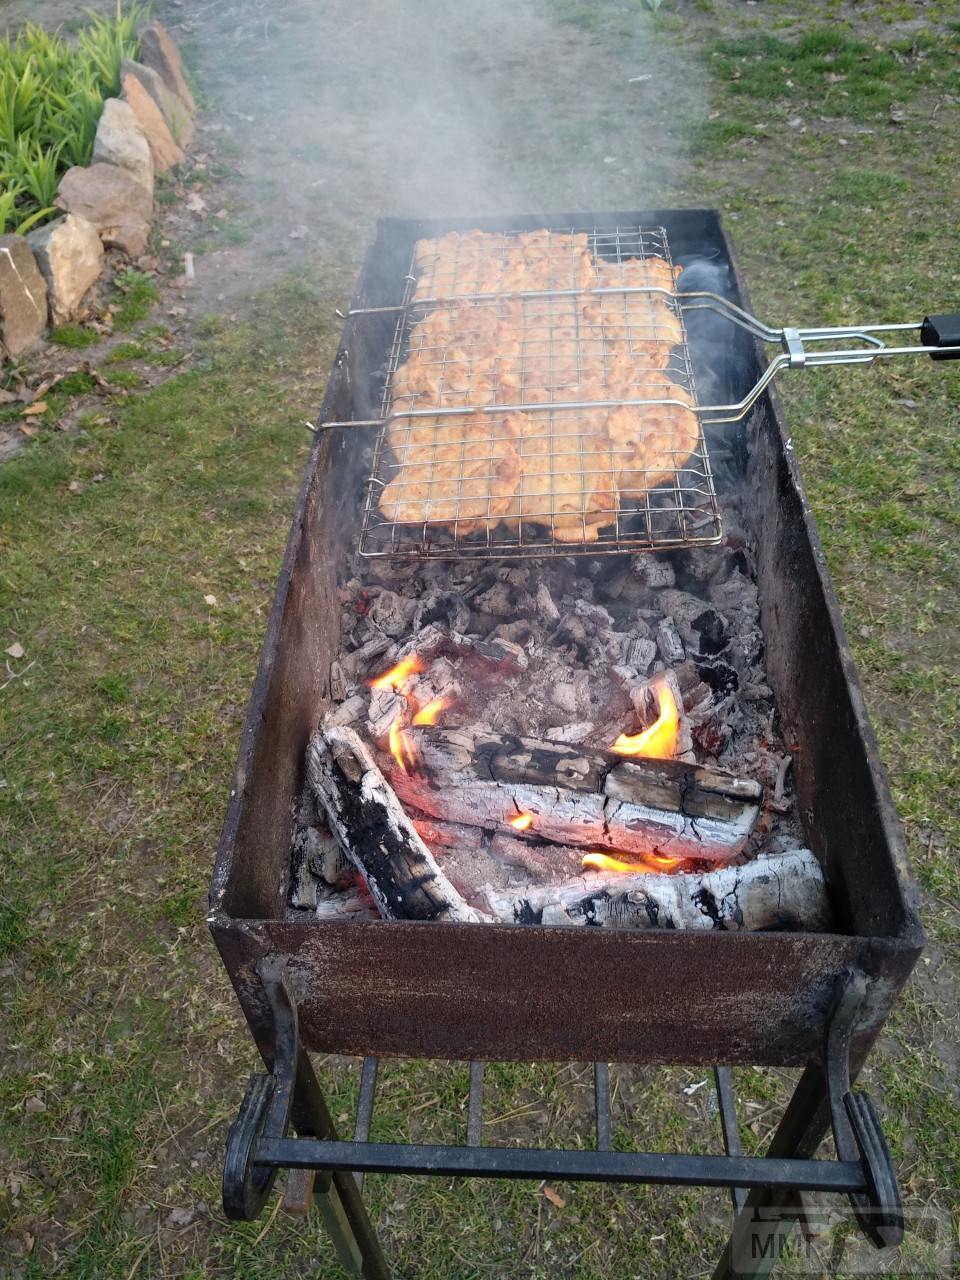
xmin=110 ymin=268 xmax=161 ymax=330
xmin=49 ymin=322 xmax=102 ymax=348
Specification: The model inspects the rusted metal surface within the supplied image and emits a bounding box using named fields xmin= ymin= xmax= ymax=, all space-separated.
xmin=209 ymin=210 xmax=923 ymax=1066
xmin=211 ymin=916 xmax=915 ymax=1066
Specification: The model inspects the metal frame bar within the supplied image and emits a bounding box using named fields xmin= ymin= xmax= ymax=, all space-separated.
xmin=222 ymin=964 xmax=904 ymax=1279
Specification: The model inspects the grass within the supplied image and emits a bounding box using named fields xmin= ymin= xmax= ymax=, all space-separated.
xmin=0 ymin=4 xmax=146 ymax=234
xmin=1 ymin=0 xmax=959 ymax=1276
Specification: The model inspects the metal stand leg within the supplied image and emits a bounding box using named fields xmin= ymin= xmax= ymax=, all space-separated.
xmin=222 ymin=959 xmax=390 ymax=1280
xmin=292 ymin=1048 xmax=390 ymax=1280
xmin=712 ymin=971 xmax=903 ymax=1279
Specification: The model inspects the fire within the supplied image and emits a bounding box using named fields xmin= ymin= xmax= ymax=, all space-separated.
xmin=582 ymin=851 xmax=683 ymax=874
xmin=612 ymin=679 xmax=679 ymax=759
xmin=372 ymin=656 xmax=453 ymax=771
xmin=509 ymin=812 xmax=534 ymax=831
xmin=370 ymin=653 xmax=424 ymax=692
xmin=412 ymin=696 xmax=452 ymax=726
xmin=388 ymin=714 xmax=418 ymax=773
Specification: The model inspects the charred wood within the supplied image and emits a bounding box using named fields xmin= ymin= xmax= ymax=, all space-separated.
xmin=391 ymin=726 xmax=761 ymax=862
xmin=484 ymin=849 xmax=829 ymax=932
xmin=306 ymin=726 xmax=486 ymax=922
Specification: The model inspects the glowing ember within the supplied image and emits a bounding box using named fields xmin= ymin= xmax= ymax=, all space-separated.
xmin=370 ymin=654 xmax=424 ymax=692
xmin=612 ymin=679 xmax=679 ymax=759
xmin=509 ymin=812 xmax=534 ymax=831
xmin=582 ymin=851 xmax=683 ymax=874
xmin=412 ymin=696 xmax=452 ymax=726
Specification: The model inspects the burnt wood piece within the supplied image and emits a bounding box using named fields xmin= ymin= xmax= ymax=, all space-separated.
xmin=484 ymin=849 xmax=830 ymax=931
xmin=391 ymin=726 xmax=761 ymax=862
xmin=306 ymin=727 xmax=486 ymax=923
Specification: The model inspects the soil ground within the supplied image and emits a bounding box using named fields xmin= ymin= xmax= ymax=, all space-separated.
xmin=1 ymin=1 xmax=958 ymax=1277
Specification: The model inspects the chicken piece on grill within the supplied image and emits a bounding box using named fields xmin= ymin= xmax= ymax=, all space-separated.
xmin=506 ymin=407 xmax=619 ymax=542
xmin=380 ymin=411 xmax=523 ymax=534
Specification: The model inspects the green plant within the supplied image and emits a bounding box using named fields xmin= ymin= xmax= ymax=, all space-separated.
xmin=112 ymin=268 xmax=160 ymax=330
xmin=0 ymin=4 xmax=148 ymax=235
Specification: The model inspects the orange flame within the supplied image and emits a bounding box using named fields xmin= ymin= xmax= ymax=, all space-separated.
xmin=412 ymin=696 xmax=452 ymax=726
xmin=509 ymin=812 xmax=534 ymax=831
xmin=370 ymin=654 xmax=424 ymax=692
xmin=388 ymin=714 xmax=418 ymax=773
xmin=582 ymin=851 xmax=683 ymax=874
xmin=612 ymin=679 xmax=679 ymax=759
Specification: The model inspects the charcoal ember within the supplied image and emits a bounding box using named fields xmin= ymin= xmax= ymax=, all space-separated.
xmin=339 ymin=633 xmax=391 ymax=678
xmin=696 ymin=660 xmax=739 ymax=697
xmin=330 ymin=660 xmax=347 ymax=702
xmin=413 ymin=589 xmax=470 ymax=635
xmin=690 ymin=608 xmax=730 ymax=656
xmin=474 ymin=580 xmax=534 ymax=618
xmin=673 ymin=662 xmax=714 ymax=718
xmin=709 ymin=569 xmax=759 ymax=616
xmin=552 ymin=614 xmax=589 ymax=650
xmin=326 ymin=693 xmax=366 ymax=727
xmin=611 ymin=663 xmax=642 ymax=690
xmin=615 ymin=574 xmax=651 ymax=606
xmin=631 ymin=553 xmax=676 ymax=590
xmin=730 ymin=627 xmax=764 ymax=670
xmin=490 ymin=619 xmax=535 ymax=647
xmin=677 ymin=548 xmax=725 ymax=586
xmin=573 ymin=599 xmax=615 ymax=629
xmin=656 ymin=618 xmax=685 ymax=664
xmin=742 ymin=682 xmax=773 ymax=702
xmin=367 ymin=687 xmax=402 ymax=738
xmin=623 ymin=635 xmax=657 ymax=673
xmin=535 ymin=581 xmax=560 ymax=622
xmin=544 ymin=721 xmax=594 ymax=743
xmin=598 ymin=564 xmax=630 ymax=600
xmin=369 ymin=589 xmax=417 ymax=637
xmin=473 ymin=635 xmax=529 ymax=673
xmin=692 ymin=716 xmax=728 ymax=758
xmin=496 ymin=565 xmax=530 ymax=589
xmin=551 ymin=681 xmax=580 ymax=715
xmin=338 ymin=577 xmax=364 ymax=606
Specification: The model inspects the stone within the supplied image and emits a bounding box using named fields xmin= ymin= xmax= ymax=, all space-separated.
xmin=139 ymin=20 xmax=196 ymax=115
xmin=121 ymin=74 xmax=185 ymax=172
xmin=56 ymin=164 xmax=153 ymax=258
xmin=0 ymin=235 xmax=48 ymax=357
xmin=92 ymin=98 xmax=154 ymax=194
xmin=121 ymin=58 xmax=194 ymax=148
xmin=26 ymin=214 xmax=104 ymax=325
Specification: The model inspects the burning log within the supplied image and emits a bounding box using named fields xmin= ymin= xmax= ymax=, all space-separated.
xmin=306 ymin=726 xmax=486 ymax=923
xmin=391 ymin=726 xmax=761 ymax=862
xmin=483 ymin=849 xmax=830 ymax=932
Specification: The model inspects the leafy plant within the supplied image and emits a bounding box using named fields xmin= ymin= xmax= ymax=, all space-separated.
xmin=0 ymin=4 xmax=148 ymax=235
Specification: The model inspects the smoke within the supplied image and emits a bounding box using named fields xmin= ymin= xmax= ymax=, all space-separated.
xmin=182 ymin=0 xmax=709 ymax=274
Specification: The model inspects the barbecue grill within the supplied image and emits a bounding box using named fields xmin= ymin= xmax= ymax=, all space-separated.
xmin=210 ymin=209 xmax=939 ymax=1277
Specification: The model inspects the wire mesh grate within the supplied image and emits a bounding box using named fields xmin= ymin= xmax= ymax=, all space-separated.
xmin=358 ymin=226 xmax=722 ymax=559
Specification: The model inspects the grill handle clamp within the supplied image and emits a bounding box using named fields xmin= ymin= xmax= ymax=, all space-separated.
xmin=825 ymin=969 xmax=904 ymax=1249
xmin=921 ymin=313 xmax=960 ymax=360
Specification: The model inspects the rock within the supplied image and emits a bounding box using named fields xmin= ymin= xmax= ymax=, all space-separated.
xmin=26 ymin=214 xmax=104 ymax=325
xmin=92 ymin=98 xmax=154 ymax=194
xmin=56 ymin=164 xmax=152 ymax=258
xmin=139 ymin=20 xmax=196 ymax=114
xmin=122 ymin=58 xmax=194 ymax=148
xmin=0 ymin=235 xmax=48 ymax=357
xmin=121 ymin=74 xmax=185 ymax=172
